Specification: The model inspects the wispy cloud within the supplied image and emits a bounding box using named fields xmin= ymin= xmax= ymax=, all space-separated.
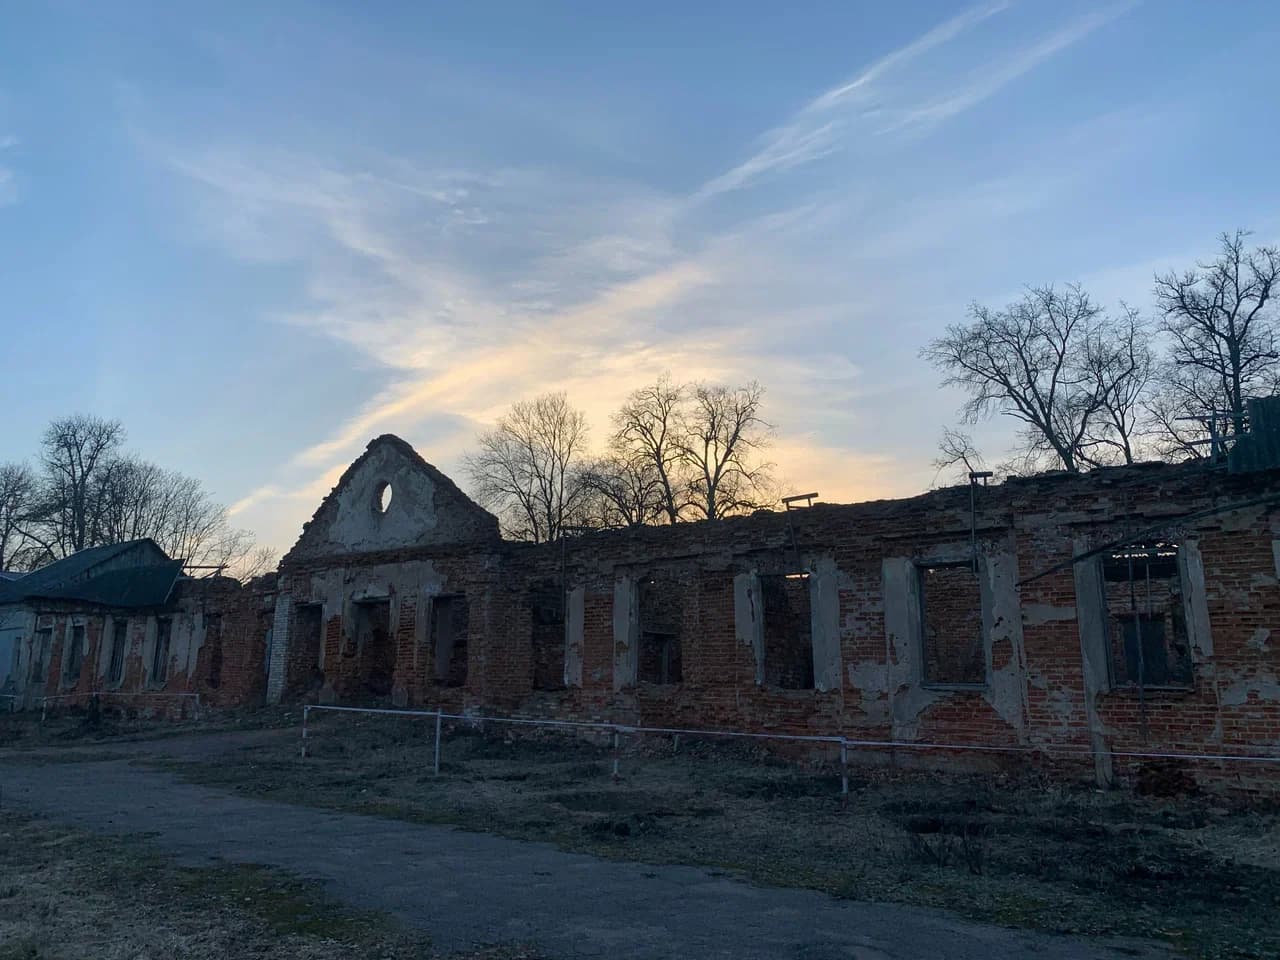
xmin=697 ymin=1 xmax=1010 ymax=198
xmin=159 ymin=2 xmax=1136 ymax=547
xmin=696 ymin=0 xmax=1131 ymax=199
xmin=0 ymin=135 xmax=19 ymax=207
xmin=883 ymin=3 xmax=1138 ymax=135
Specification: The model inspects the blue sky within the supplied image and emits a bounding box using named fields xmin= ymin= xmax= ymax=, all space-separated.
xmin=2 ymin=0 xmax=1278 ymax=552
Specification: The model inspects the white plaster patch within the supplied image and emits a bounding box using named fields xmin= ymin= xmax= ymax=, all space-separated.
xmin=1021 ymin=604 xmax=1077 ymax=625
xmin=1221 ymin=672 xmax=1280 ymax=707
xmin=1222 ymin=506 xmax=1265 ymax=532
xmin=1248 ymin=627 xmax=1272 ymax=653
xmin=847 ymin=659 xmax=887 ymax=695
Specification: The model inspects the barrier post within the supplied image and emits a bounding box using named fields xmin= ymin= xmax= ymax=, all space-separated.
xmin=300 ymin=705 xmax=310 ymax=759
xmin=840 ymin=739 xmax=850 ymax=803
xmin=433 ymin=710 xmax=443 ymax=776
xmin=611 ymin=728 xmax=621 ymax=783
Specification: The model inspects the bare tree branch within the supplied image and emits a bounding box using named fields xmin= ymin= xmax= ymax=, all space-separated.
xmin=612 ymin=375 xmax=689 ymax=523
xmin=677 ymin=380 xmax=774 ymax=519
xmin=0 ymin=462 xmax=38 ymax=571
xmin=574 ymin=453 xmax=666 ymax=529
xmin=931 ymin=429 xmax=985 ymax=487
xmin=464 ymin=392 xmax=589 ymax=542
xmin=1082 ymin=305 xmax=1154 ymax=464
xmin=1153 ymin=229 xmax=1280 ymax=448
xmin=34 ymin=414 xmax=125 ymax=556
xmin=922 ymin=284 xmax=1145 ymax=472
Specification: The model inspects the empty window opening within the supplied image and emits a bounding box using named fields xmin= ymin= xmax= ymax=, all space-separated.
xmin=205 ymin=614 xmax=224 ymax=689
xmin=1102 ymin=544 xmax=1192 ymax=688
xmin=354 ymin=599 xmax=395 ymax=699
xmin=760 ymin=574 xmax=815 ymax=689
xmin=431 ymin=595 xmax=469 ymax=687
xmin=374 ymin=481 xmax=393 ymax=514
xmin=63 ymin=624 xmax=85 ymax=684
xmin=151 ymin=618 xmax=172 ymax=685
xmin=107 ymin=619 xmax=128 ymax=685
xmin=638 ymin=578 xmax=684 ymax=685
xmin=530 ymin=581 xmax=565 ymax=691
xmin=919 ymin=562 xmax=986 ymax=686
xmin=31 ymin=629 xmax=51 ymax=683
xmin=287 ymin=604 xmax=324 ymax=699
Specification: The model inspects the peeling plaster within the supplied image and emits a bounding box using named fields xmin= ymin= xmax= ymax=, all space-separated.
xmin=881 ymin=557 xmax=941 ymax=738
xmin=847 ymin=659 xmax=888 ymax=722
xmin=1073 ymin=545 xmax=1115 ymax=787
xmin=1221 ymin=673 xmax=1280 ymax=707
xmin=1178 ymin=541 xmax=1214 ymax=659
xmin=612 ymin=576 xmax=638 ymax=691
xmin=564 ymin=586 xmax=585 ymax=688
xmin=1022 ymin=604 xmax=1077 ymax=625
xmin=810 ymin=558 xmax=842 ymax=692
xmin=733 ymin=572 xmax=764 ymax=685
xmin=982 ymin=549 xmax=1029 ymax=735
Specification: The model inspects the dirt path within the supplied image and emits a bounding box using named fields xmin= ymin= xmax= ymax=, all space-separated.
xmin=0 ymin=747 xmax=1170 ymax=960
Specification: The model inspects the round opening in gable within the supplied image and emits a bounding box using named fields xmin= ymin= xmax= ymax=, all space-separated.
xmin=374 ymin=481 xmax=393 ymax=514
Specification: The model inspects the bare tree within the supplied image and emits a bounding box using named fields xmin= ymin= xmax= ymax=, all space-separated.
xmin=0 ymin=462 xmax=37 ymax=571
xmin=231 ymin=545 xmax=279 ymax=582
xmin=1146 ymin=377 xmax=1222 ymax=461
xmin=464 ymin=392 xmax=589 ymax=542
xmin=36 ymin=414 xmax=126 ymax=557
xmin=575 ymin=452 xmax=666 ymax=529
xmin=1082 ymin=306 xmax=1154 ymax=465
xmin=922 ymin=285 xmax=1134 ymax=473
xmin=931 ymin=428 xmax=985 ymax=486
xmin=184 ymin=524 xmax=270 ymax=578
xmin=155 ymin=471 xmax=234 ymax=566
xmin=92 ymin=457 xmax=168 ymax=545
xmin=1154 ymin=230 xmax=1280 ymax=448
xmin=71 ymin=454 xmax=261 ymax=573
xmin=11 ymin=416 xmax=271 ymax=578
xmin=612 ymin=376 xmax=688 ymax=523
xmin=677 ymin=381 xmax=773 ymax=520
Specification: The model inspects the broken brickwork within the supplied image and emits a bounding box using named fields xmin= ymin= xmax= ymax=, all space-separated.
xmin=3 ymin=572 xmax=273 ymax=714
xmin=267 ymin=434 xmax=1280 ymax=792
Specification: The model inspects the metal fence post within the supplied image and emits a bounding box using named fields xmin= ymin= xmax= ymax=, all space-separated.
xmin=433 ymin=710 xmax=443 ymax=776
xmin=611 ymin=728 xmax=621 ymax=783
xmin=300 ymin=705 xmax=310 ymax=759
xmin=40 ymin=698 xmax=47 ymax=723
xmin=840 ymin=739 xmax=850 ymax=802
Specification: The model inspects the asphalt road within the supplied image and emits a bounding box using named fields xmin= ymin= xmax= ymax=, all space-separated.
xmin=0 ymin=744 xmax=1169 ymax=960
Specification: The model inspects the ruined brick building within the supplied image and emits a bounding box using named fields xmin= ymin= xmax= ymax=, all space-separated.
xmin=4 ymin=427 xmax=1277 ymax=789
xmin=0 ymin=539 xmax=274 ymax=712
xmin=265 ymin=433 xmax=1280 ymax=790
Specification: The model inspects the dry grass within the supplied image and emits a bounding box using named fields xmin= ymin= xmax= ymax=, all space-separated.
xmin=0 ymin=810 xmax=537 ymax=960
xmin=0 ymin=703 xmax=293 ymax=751
xmin=159 ymin=715 xmax=1280 ymax=960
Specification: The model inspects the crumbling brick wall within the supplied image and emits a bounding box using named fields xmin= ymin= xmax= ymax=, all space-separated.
xmin=268 ymin=452 xmax=1280 ymax=793
xmin=15 ymin=574 xmax=272 ymax=714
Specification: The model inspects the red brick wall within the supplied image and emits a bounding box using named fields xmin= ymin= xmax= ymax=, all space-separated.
xmin=269 ymin=462 xmax=1280 ymax=792
xmin=23 ymin=575 xmax=272 ymax=714
xmin=919 ymin=563 xmax=984 ymax=685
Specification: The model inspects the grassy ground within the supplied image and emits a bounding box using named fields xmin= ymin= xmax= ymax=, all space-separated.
xmin=151 ymin=714 xmax=1280 ymax=960
xmin=0 ymin=810 xmax=538 ymax=960
xmin=0 ymin=703 xmax=296 ymax=750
